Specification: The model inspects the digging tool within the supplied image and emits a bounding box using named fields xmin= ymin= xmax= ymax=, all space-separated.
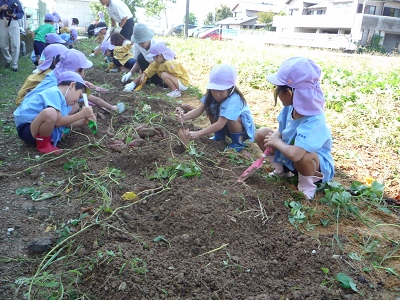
xmin=134 ymin=76 xmax=147 ymax=91
xmin=237 ymin=147 xmax=273 ymax=182
xmin=82 ymin=93 xmax=98 ymax=134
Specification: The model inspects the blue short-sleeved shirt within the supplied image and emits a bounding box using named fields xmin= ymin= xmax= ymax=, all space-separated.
xmin=274 ymin=105 xmax=334 ymax=181
xmin=201 ymin=92 xmax=255 ymax=141
xmin=14 ymin=86 xmax=71 ymax=146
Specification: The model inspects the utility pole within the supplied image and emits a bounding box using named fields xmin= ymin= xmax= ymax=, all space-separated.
xmin=185 ymin=0 xmax=189 ymax=37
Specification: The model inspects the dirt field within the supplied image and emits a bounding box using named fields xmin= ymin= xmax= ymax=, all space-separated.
xmin=0 ymin=67 xmax=399 ymax=299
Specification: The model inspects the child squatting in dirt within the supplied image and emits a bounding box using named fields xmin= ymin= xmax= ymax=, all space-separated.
xmin=175 ymin=64 xmax=255 ymax=152
xmin=255 ymin=56 xmax=334 ymax=199
xmin=126 ymin=42 xmax=190 ymax=98
xmin=13 ymin=71 xmax=96 ymax=155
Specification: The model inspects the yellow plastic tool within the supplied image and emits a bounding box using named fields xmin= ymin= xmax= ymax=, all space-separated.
xmin=134 ymin=76 xmax=147 ymax=91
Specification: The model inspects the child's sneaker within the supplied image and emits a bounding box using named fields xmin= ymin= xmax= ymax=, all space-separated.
xmin=269 ymin=170 xmax=294 ymax=178
xmin=109 ymin=68 xmax=118 ymax=73
xmin=167 ymin=89 xmax=181 ymax=98
xmin=123 ymin=82 xmax=136 ymax=92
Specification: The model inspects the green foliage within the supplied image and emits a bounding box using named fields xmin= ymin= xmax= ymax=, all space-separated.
xmin=184 ymin=12 xmax=197 ymax=25
xmin=257 ymin=11 xmax=275 ymax=30
xmin=284 ymin=201 xmax=307 ymax=229
xmin=16 ymin=187 xmax=58 ymax=201
xmin=336 ymin=272 xmax=358 ymax=292
xmin=142 ymin=0 xmax=176 ymax=20
xmin=215 ymin=4 xmax=232 ymax=22
xmin=357 ymin=34 xmax=386 ymax=54
xmin=63 ymin=158 xmax=88 ymax=173
xmin=89 ymin=2 xmax=110 ymax=25
xmin=149 ymin=160 xmax=201 ymax=180
xmin=90 ymin=0 xmax=140 ymax=24
xmin=204 ymin=12 xmax=214 ymax=25
xmin=350 ymin=180 xmax=384 ymax=199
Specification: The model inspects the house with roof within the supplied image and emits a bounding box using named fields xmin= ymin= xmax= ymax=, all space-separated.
xmin=216 ymin=1 xmax=282 ymax=30
xmin=273 ymin=0 xmax=400 ymax=51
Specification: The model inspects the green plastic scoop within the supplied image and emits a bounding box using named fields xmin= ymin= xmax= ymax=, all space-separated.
xmin=82 ymin=93 xmax=97 ymax=134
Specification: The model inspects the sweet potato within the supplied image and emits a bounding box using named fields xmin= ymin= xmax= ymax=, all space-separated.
xmin=96 ymin=112 xmax=106 ymax=120
xmin=108 ymin=138 xmax=125 ymax=145
xmin=106 ymin=131 xmax=115 ymax=138
xmin=138 ymin=127 xmax=159 ymax=138
xmin=128 ymin=138 xmax=145 ymax=147
xmin=108 ymin=143 xmax=128 ymax=152
xmin=134 ymin=124 xmax=150 ymax=132
xmin=156 ymin=128 xmax=167 ymax=138
xmin=180 ymin=104 xmax=195 ymax=113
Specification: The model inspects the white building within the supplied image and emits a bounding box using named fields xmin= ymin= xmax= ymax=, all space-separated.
xmin=273 ymin=0 xmax=400 ymax=51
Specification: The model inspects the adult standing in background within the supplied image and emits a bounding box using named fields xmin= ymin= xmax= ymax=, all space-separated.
xmin=99 ymin=0 xmax=133 ymax=40
xmin=0 ymin=0 xmax=24 ymax=72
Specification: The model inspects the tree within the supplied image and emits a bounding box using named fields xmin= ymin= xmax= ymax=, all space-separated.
xmin=215 ymin=4 xmax=232 ymax=22
xmin=89 ymin=2 xmax=110 ymax=25
xmin=257 ymin=11 xmax=275 ymax=30
xmin=90 ymin=0 xmax=141 ymax=25
xmin=142 ymin=0 xmax=176 ymax=28
xmin=183 ymin=12 xmax=197 ymax=25
xmin=204 ymin=12 xmax=214 ymax=26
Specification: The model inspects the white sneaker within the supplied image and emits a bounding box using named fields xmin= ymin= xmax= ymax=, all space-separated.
xmin=269 ymin=170 xmax=294 ymax=178
xmin=109 ymin=68 xmax=118 ymax=73
xmin=123 ymin=82 xmax=136 ymax=92
xmin=167 ymin=89 xmax=181 ymax=98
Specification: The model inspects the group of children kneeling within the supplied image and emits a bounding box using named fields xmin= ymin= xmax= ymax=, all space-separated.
xmin=90 ymin=23 xmax=189 ymax=99
xmin=13 ymin=22 xmax=334 ymax=200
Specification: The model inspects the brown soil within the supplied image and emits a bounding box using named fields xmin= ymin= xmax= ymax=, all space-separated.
xmin=0 ymin=68 xmax=398 ymax=299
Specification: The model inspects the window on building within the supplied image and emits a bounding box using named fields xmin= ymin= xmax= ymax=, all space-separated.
xmin=365 ymin=5 xmax=376 ymax=15
xmin=383 ymin=7 xmax=400 ymax=18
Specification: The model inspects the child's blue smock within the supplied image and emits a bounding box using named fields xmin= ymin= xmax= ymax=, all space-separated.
xmin=201 ymin=92 xmax=255 ymax=141
xmin=274 ymin=105 xmax=334 ymax=182
xmin=14 ymin=86 xmax=72 ymax=146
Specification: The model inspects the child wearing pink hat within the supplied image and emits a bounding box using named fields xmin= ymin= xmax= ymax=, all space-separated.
xmin=14 ymin=71 xmax=96 ymax=155
xmin=60 ymin=28 xmax=78 ymax=48
xmin=16 ymin=44 xmax=69 ymax=104
xmin=175 ymin=64 xmax=255 ymax=152
xmin=124 ymin=42 xmax=189 ymax=97
xmin=32 ymin=13 xmax=56 ymax=65
xmin=255 ymin=56 xmax=334 ymax=199
xmin=21 ymin=49 xmax=122 ymax=114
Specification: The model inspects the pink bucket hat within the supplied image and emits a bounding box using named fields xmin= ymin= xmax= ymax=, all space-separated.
xmin=57 ymin=71 xmax=91 ymax=95
xmin=45 ymin=33 xmax=66 ymax=44
xmin=70 ymin=29 xmax=78 ymax=39
xmin=100 ymin=41 xmax=115 ymax=54
xmin=38 ymin=44 xmax=69 ymax=71
xmin=266 ymin=56 xmax=325 ymax=116
xmin=54 ymin=49 xmax=93 ymax=78
xmin=45 ymin=13 xmax=55 ymax=22
xmin=149 ymin=42 xmax=176 ymax=60
xmin=206 ymin=64 xmax=237 ymax=90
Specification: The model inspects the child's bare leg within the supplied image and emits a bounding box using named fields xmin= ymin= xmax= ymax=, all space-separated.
xmin=88 ymin=95 xmax=118 ymax=112
xmin=255 ymin=127 xmax=273 ymax=151
xmin=294 ymin=152 xmax=320 ymax=176
xmin=71 ymin=118 xmax=88 ymax=127
xmin=160 ymin=72 xmax=179 ymax=90
xmin=30 ymin=108 xmax=58 ymax=137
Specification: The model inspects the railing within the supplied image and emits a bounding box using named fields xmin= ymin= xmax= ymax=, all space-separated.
xmin=221 ymin=29 xmax=353 ymax=50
